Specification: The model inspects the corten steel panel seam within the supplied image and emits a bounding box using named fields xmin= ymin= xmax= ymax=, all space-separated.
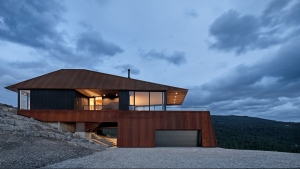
xmin=148 ymin=111 xmax=155 ymax=146
xmin=122 ymin=118 xmax=130 ymax=147
xmin=41 ymin=71 xmax=54 ymax=87
xmin=201 ymin=112 xmax=208 ymax=147
xmin=132 ymin=112 xmax=140 ymax=147
xmin=34 ymin=72 xmax=54 ymax=88
xmin=169 ymin=112 xmax=176 ymax=129
xmin=58 ymin=69 xmax=69 ymax=87
xmin=201 ymin=112 xmax=217 ymax=147
xmin=80 ymin=70 xmax=89 ymax=86
xmin=70 ymin=70 xmax=81 ymax=88
xmin=140 ymin=114 xmax=148 ymax=147
xmin=117 ymin=121 xmax=122 ymax=146
xmin=63 ymin=71 xmax=75 ymax=88
xmin=93 ymin=72 xmax=102 ymax=89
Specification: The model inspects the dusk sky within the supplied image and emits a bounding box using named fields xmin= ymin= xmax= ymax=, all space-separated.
xmin=0 ymin=0 xmax=300 ymax=122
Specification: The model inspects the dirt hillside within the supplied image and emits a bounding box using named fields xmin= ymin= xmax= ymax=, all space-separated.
xmin=0 ymin=103 xmax=105 ymax=168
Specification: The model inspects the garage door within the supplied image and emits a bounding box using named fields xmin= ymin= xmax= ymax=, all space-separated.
xmin=155 ymin=130 xmax=200 ymax=147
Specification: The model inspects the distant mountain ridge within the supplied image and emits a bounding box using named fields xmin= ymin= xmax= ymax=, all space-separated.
xmin=212 ymin=115 xmax=300 ymax=153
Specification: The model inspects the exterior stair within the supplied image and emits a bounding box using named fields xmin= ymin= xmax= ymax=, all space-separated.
xmin=85 ymin=122 xmax=100 ymax=132
xmin=91 ymin=133 xmax=117 ymax=147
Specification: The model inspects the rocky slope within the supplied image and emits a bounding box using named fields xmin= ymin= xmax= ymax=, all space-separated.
xmin=0 ymin=103 xmax=106 ymax=168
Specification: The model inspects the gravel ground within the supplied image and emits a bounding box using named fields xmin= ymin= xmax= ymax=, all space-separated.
xmin=45 ymin=147 xmax=300 ymax=168
xmin=0 ymin=134 xmax=101 ymax=168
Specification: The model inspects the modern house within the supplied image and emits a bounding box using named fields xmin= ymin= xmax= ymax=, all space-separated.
xmin=5 ymin=69 xmax=217 ymax=147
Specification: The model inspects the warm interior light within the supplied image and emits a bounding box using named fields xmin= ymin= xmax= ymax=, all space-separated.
xmin=176 ymin=92 xmax=177 ymax=94
xmin=103 ymin=94 xmax=106 ymax=97
xmin=116 ymin=94 xmax=118 ymax=96
xmin=175 ymin=96 xmax=177 ymax=98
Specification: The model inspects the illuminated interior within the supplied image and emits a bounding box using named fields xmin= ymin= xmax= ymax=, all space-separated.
xmin=129 ymin=91 xmax=165 ymax=111
xmin=89 ymin=97 xmax=102 ymax=110
xmin=20 ymin=90 xmax=30 ymax=110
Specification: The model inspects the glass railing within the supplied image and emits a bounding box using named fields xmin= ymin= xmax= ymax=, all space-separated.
xmin=83 ymin=103 xmax=207 ymax=111
xmin=166 ymin=106 xmax=208 ymax=111
xmin=131 ymin=104 xmax=165 ymax=111
xmin=83 ymin=102 xmax=119 ymax=110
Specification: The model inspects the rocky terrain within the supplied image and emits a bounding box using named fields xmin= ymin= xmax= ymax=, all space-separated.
xmin=0 ymin=103 xmax=106 ymax=168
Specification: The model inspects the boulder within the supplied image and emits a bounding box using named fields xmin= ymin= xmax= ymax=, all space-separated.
xmin=0 ymin=124 xmax=15 ymax=132
xmin=71 ymin=138 xmax=79 ymax=142
xmin=67 ymin=136 xmax=72 ymax=141
xmin=39 ymin=131 xmax=49 ymax=137
xmin=7 ymin=119 xmax=15 ymax=125
xmin=65 ymin=132 xmax=73 ymax=137
xmin=48 ymin=133 xmax=56 ymax=138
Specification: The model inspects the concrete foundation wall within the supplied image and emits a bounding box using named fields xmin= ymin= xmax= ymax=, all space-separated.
xmin=46 ymin=122 xmax=76 ymax=133
xmin=47 ymin=122 xmax=59 ymax=128
xmin=75 ymin=123 xmax=86 ymax=138
xmin=76 ymin=123 xmax=85 ymax=132
xmin=59 ymin=122 xmax=76 ymax=132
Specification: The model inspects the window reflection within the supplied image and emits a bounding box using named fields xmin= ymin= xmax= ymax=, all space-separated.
xmin=20 ymin=90 xmax=30 ymax=110
xmin=129 ymin=91 xmax=165 ymax=111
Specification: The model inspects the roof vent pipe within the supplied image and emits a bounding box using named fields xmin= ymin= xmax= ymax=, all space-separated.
xmin=128 ymin=69 xmax=130 ymax=78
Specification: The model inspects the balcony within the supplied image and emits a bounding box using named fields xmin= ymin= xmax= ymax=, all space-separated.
xmin=83 ymin=102 xmax=119 ymax=110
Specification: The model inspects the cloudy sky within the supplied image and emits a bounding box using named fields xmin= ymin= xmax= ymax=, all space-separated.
xmin=0 ymin=0 xmax=299 ymax=122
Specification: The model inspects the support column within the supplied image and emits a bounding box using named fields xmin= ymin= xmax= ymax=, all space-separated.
xmin=18 ymin=90 xmax=20 ymax=110
xmin=75 ymin=122 xmax=86 ymax=138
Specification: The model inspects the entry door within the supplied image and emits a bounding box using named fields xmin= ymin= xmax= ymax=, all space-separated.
xmin=155 ymin=130 xmax=200 ymax=147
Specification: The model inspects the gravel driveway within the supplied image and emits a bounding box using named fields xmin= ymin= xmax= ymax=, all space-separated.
xmin=45 ymin=147 xmax=300 ymax=168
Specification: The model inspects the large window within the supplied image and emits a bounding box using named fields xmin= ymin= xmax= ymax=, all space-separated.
xmin=87 ymin=97 xmax=102 ymax=110
xmin=150 ymin=92 xmax=163 ymax=111
xmin=20 ymin=90 xmax=30 ymax=110
xmin=129 ymin=91 xmax=165 ymax=111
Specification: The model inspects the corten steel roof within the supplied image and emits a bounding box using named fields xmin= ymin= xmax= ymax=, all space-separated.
xmin=5 ymin=69 xmax=188 ymax=105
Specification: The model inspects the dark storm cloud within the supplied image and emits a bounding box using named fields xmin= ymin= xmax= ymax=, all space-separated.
xmin=77 ymin=32 xmax=124 ymax=57
xmin=285 ymin=1 xmax=300 ymax=26
xmin=211 ymin=38 xmax=300 ymax=102
xmin=209 ymin=0 xmax=300 ymax=54
xmin=0 ymin=0 xmax=123 ymax=67
xmin=9 ymin=60 xmax=48 ymax=69
xmin=0 ymin=0 xmax=64 ymax=49
xmin=185 ymin=37 xmax=300 ymax=121
xmin=115 ymin=64 xmax=140 ymax=75
xmin=0 ymin=61 xmax=25 ymax=106
xmin=263 ymin=0 xmax=291 ymax=16
xmin=0 ymin=0 xmax=124 ymax=107
xmin=209 ymin=10 xmax=262 ymax=54
xmin=141 ymin=50 xmax=187 ymax=65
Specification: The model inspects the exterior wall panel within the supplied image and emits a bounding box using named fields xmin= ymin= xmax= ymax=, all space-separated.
xmin=18 ymin=110 xmax=217 ymax=147
xmin=31 ymin=89 xmax=75 ymax=110
xmin=74 ymin=91 xmax=88 ymax=110
xmin=118 ymin=91 xmax=129 ymax=110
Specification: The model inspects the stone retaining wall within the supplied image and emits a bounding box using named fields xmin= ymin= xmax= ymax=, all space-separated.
xmin=0 ymin=106 xmax=102 ymax=149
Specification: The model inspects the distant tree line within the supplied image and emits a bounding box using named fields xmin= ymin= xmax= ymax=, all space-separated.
xmin=212 ymin=115 xmax=300 ymax=153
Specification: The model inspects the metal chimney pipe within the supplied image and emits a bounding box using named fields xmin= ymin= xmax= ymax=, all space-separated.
xmin=128 ymin=69 xmax=130 ymax=78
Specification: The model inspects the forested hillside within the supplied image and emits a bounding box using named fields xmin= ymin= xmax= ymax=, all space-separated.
xmin=212 ymin=115 xmax=300 ymax=153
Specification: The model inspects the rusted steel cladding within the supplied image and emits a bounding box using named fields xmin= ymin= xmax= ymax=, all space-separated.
xmin=6 ymin=69 xmax=188 ymax=105
xmin=18 ymin=110 xmax=217 ymax=147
